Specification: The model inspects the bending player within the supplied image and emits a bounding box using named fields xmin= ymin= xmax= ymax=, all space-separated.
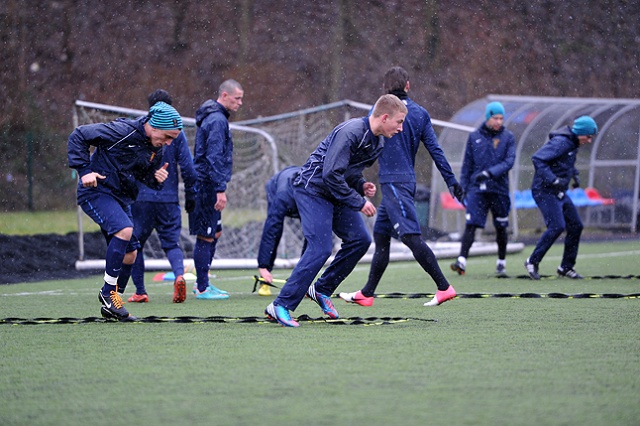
xmin=68 ymin=101 xmax=183 ymax=320
xmin=256 ymin=165 xmax=302 ymax=296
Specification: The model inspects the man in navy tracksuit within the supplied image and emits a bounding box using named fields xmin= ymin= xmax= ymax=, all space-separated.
xmin=189 ymin=79 xmax=244 ymax=299
xmin=68 ymin=101 xmax=183 ymax=321
xmin=450 ymin=101 xmax=516 ymax=277
xmin=339 ymin=66 xmax=463 ymax=309
xmin=256 ymin=165 xmax=301 ymax=296
xmin=265 ymin=94 xmax=408 ymax=327
xmin=524 ymin=116 xmax=598 ymax=280
xmin=127 ymin=90 xmax=197 ymax=304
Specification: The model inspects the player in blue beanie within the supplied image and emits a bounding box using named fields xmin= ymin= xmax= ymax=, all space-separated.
xmin=451 ymin=101 xmax=516 ymax=277
xmin=68 ymin=100 xmax=182 ymax=320
xmin=485 ymin=101 xmax=505 ymax=120
xmin=524 ymin=116 xmax=598 ymax=280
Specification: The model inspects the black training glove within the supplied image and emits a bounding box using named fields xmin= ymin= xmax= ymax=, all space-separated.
xmin=474 ymin=170 xmax=491 ymax=184
xmin=449 ymin=183 xmax=465 ymax=203
xmin=551 ymin=177 xmax=569 ymax=189
xmin=185 ymin=198 xmax=196 ymax=213
xmin=572 ymin=176 xmax=581 ymax=189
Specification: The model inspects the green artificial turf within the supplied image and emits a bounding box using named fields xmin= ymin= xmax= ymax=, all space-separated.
xmin=0 ymin=240 xmax=639 ymax=426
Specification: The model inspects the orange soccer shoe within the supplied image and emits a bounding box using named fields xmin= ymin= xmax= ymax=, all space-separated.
xmin=173 ymin=275 xmax=187 ymax=303
xmin=127 ymin=293 xmax=149 ymax=303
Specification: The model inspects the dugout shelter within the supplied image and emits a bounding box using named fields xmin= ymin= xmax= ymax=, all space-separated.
xmin=433 ymin=95 xmax=640 ymax=237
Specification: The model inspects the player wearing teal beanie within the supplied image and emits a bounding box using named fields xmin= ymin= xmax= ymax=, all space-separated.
xmin=571 ymin=116 xmax=598 ymax=136
xmin=485 ymin=101 xmax=505 ymax=120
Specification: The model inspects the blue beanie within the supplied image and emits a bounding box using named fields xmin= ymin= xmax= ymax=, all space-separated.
xmin=148 ymin=101 xmax=182 ymax=130
xmin=485 ymin=101 xmax=505 ymax=120
xmin=571 ymin=116 xmax=598 ymax=136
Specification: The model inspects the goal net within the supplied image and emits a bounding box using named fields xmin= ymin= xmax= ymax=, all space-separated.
xmin=74 ymin=99 xmax=517 ymax=272
xmin=73 ymin=99 xmax=282 ymax=271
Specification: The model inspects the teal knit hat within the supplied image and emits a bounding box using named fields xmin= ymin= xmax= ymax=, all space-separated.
xmin=148 ymin=101 xmax=183 ymax=130
xmin=571 ymin=116 xmax=598 ymax=136
xmin=485 ymin=101 xmax=505 ymax=120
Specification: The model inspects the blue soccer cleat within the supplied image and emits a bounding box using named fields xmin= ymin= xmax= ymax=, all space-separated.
xmin=306 ymin=284 xmax=339 ymax=319
xmin=265 ymin=302 xmax=299 ymax=327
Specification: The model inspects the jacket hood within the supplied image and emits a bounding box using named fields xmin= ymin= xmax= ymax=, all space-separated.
xmin=195 ymin=100 xmax=228 ymax=126
xmin=548 ymin=125 xmax=578 ymax=145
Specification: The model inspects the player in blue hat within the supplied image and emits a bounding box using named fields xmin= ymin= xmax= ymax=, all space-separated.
xmin=450 ymin=101 xmax=516 ymax=277
xmin=524 ymin=116 xmax=598 ymax=280
xmin=68 ymin=101 xmax=183 ymax=320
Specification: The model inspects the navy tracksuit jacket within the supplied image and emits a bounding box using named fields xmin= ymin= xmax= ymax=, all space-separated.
xmin=529 ymin=126 xmax=583 ymax=268
xmin=257 ymin=165 xmax=300 ymax=271
xmin=68 ymin=116 xmax=165 ymax=206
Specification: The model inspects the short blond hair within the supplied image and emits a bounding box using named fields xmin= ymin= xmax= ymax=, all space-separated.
xmin=371 ymin=94 xmax=407 ymax=118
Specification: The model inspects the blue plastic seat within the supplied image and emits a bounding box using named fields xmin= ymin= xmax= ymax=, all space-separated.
xmin=514 ymin=189 xmax=537 ymax=209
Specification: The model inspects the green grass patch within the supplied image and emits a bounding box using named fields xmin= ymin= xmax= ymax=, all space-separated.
xmin=0 ymin=209 xmax=265 ymax=236
xmin=0 ymin=210 xmax=100 ymax=235
xmin=0 ymin=240 xmax=639 ymax=425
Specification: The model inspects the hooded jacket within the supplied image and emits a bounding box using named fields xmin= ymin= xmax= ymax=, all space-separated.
xmin=193 ymin=100 xmax=233 ymax=192
xmin=67 ymin=116 xmax=164 ymax=205
xmin=531 ymin=126 xmax=580 ymax=196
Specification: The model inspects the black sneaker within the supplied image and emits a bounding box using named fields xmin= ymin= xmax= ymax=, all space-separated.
xmin=98 ymin=291 xmax=137 ymax=321
xmin=524 ymin=258 xmax=540 ymax=280
xmin=495 ymin=263 xmax=507 ymax=278
xmin=450 ymin=260 xmax=466 ymax=275
xmin=557 ymin=266 xmax=584 ymax=279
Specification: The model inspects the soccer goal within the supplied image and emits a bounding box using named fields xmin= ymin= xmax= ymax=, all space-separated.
xmin=73 ymin=100 xmax=281 ymax=271
xmin=73 ymin=99 xmax=521 ymax=272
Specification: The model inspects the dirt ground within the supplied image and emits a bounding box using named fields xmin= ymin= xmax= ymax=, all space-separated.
xmin=0 ymin=232 xmax=107 ymax=284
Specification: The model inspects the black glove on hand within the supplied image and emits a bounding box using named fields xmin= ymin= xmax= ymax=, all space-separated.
xmin=185 ymin=198 xmax=196 ymax=214
xmin=474 ymin=170 xmax=491 ymax=184
xmin=449 ymin=183 xmax=465 ymax=203
xmin=552 ymin=177 xmax=569 ymax=189
xmin=572 ymin=176 xmax=581 ymax=189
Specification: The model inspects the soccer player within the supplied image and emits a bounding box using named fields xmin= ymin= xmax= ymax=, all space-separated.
xmin=264 ymin=94 xmax=408 ymax=327
xmin=256 ymin=165 xmax=301 ymax=296
xmin=524 ymin=116 xmax=598 ymax=280
xmin=189 ymin=79 xmax=244 ymax=299
xmin=450 ymin=101 xmax=516 ymax=277
xmin=68 ymin=101 xmax=183 ymax=321
xmin=339 ymin=66 xmax=463 ymax=309
xmin=127 ymin=89 xmax=197 ymax=304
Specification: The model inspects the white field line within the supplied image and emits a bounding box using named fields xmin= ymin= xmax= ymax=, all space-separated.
xmin=1 ymin=274 xmax=265 ymax=297
xmin=3 ymin=250 xmax=638 ymax=297
xmin=351 ymin=249 xmax=640 ymax=272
